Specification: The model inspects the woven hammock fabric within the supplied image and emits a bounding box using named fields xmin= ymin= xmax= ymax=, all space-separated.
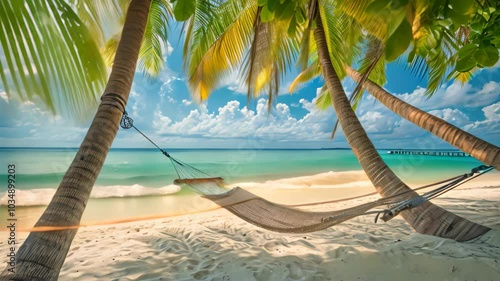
xmin=204 ymin=187 xmax=387 ymax=233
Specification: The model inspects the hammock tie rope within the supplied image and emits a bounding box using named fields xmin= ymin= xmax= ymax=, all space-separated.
xmin=120 ymin=111 xmax=495 ymax=233
xmin=375 ymin=165 xmax=494 ymax=222
xmin=121 ymin=111 xmax=224 ymax=194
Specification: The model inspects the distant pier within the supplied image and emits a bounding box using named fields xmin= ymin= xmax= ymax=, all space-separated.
xmin=386 ymin=150 xmax=470 ymax=157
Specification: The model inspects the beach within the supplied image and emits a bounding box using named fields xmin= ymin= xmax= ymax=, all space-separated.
xmin=0 ymin=148 xmax=499 ymax=280
xmin=1 ymin=170 xmax=499 ymax=280
xmin=1 ymin=148 xmax=496 ymax=229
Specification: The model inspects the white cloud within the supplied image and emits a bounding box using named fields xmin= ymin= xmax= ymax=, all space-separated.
xmin=152 ymin=98 xmax=334 ymax=142
xmin=464 ymin=102 xmax=500 ymax=134
xmin=166 ymin=96 xmax=176 ymax=103
xmin=0 ymin=99 xmax=88 ymax=147
xmin=129 ymin=90 xmax=144 ymax=120
xmin=223 ymin=70 xmax=304 ymax=97
xmin=182 ymin=99 xmax=193 ymax=106
xmin=152 ymin=110 xmax=173 ymax=133
xmin=428 ymin=108 xmax=470 ymax=127
xmin=483 ymin=102 xmax=500 ymax=121
xmin=221 ymin=71 xmax=246 ymax=94
xmin=0 ymin=90 xmax=7 ymax=102
xmin=165 ymin=40 xmax=174 ymax=57
xmin=389 ymin=81 xmax=499 ymax=111
xmin=359 ymin=111 xmax=394 ymax=134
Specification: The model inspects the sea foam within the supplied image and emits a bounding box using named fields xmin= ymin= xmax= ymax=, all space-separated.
xmin=0 ymin=170 xmax=373 ymax=207
xmin=0 ymin=184 xmax=181 ymax=207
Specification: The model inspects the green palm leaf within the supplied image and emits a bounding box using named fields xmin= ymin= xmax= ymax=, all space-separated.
xmin=138 ymin=0 xmax=173 ymax=77
xmin=0 ymin=0 xmax=107 ymax=120
xmin=184 ymin=0 xmax=257 ymax=100
xmin=289 ymin=58 xmax=320 ymax=93
xmin=70 ymin=0 xmax=126 ymax=47
xmin=350 ymin=36 xmax=385 ymax=109
xmin=102 ymin=0 xmax=172 ymax=79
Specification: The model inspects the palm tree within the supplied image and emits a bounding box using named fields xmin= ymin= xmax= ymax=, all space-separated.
xmin=345 ymin=66 xmax=500 ymax=168
xmin=182 ymin=0 xmax=490 ymax=241
xmin=0 ymin=0 xmax=154 ymax=279
xmin=311 ymin=3 xmax=489 ymax=240
xmin=289 ymin=1 xmax=500 ymax=169
xmin=291 ymin=61 xmax=500 ymax=169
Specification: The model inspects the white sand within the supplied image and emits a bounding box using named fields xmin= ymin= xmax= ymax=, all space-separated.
xmin=1 ymin=173 xmax=499 ymax=280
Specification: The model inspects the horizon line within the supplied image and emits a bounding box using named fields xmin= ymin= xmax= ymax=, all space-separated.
xmin=0 ymin=146 xmax=465 ymax=151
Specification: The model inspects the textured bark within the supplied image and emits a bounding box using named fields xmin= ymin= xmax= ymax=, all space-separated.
xmin=0 ymin=0 xmax=151 ymax=280
xmin=314 ymin=15 xmax=489 ymax=241
xmin=346 ymin=66 xmax=500 ymax=170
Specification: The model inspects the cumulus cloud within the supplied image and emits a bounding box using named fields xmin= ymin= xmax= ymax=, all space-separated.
xmin=428 ymin=108 xmax=470 ymax=127
xmin=152 ymin=97 xmax=334 ymax=142
xmin=389 ymin=81 xmax=499 ymax=111
xmin=359 ymin=111 xmax=394 ymax=134
xmin=0 ymin=99 xmax=88 ymax=146
xmin=182 ymin=99 xmax=193 ymax=106
xmin=464 ymin=102 xmax=500 ymax=134
xmin=225 ymin=74 xmax=247 ymax=95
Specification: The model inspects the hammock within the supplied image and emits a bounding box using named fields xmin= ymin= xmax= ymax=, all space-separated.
xmin=120 ymin=111 xmax=494 ymax=233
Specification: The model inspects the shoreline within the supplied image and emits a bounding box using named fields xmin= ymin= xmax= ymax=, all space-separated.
xmin=1 ymin=183 xmax=499 ymax=280
xmin=1 ymin=170 xmax=498 ymax=231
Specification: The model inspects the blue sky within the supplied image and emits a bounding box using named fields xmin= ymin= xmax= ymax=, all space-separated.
xmin=0 ymin=25 xmax=499 ymax=149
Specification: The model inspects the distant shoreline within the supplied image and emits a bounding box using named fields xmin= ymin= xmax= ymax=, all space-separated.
xmin=0 ymin=146 xmax=468 ymax=152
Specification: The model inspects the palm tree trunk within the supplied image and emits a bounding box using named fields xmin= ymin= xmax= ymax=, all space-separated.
xmin=346 ymin=66 xmax=500 ymax=170
xmin=314 ymin=15 xmax=489 ymax=241
xmin=0 ymin=0 xmax=151 ymax=280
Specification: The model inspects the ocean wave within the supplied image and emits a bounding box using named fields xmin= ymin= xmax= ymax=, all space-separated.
xmin=0 ymin=170 xmax=374 ymax=207
xmin=0 ymin=184 xmax=181 ymax=207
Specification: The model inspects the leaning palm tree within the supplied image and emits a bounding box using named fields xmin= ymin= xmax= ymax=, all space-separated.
xmin=345 ymin=66 xmax=500 ymax=168
xmin=290 ymin=0 xmax=500 ymax=169
xmin=182 ymin=0 xmax=490 ymax=241
xmin=310 ymin=1 xmax=488 ymax=240
xmin=291 ymin=55 xmax=499 ymax=170
xmin=0 ymin=0 xmax=171 ymax=279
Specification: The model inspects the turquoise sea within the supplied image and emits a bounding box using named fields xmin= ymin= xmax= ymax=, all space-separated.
xmin=0 ymin=147 xmax=493 ymax=229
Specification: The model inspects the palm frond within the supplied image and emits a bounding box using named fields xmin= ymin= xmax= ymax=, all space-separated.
xmin=244 ymin=7 xmax=271 ymax=100
xmin=314 ymin=83 xmax=331 ymax=110
xmin=70 ymin=0 xmax=126 ymax=47
xmin=296 ymin=0 xmax=317 ymax=70
xmin=351 ymin=36 xmax=385 ymax=109
xmin=138 ymin=0 xmax=173 ymax=78
xmin=318 ymin=3 xmax=350 ymax=79
xmin=289 ymin=58 xmax=320 ymax=93
xmin=185 ymin=0 xmax=300 ymax=105
xmin=0 ymin=0 xmax=107 ymax=120
xmin=328 ymin=37 xmax=385 ymax=141
xmin=336 ymin=0 xmax=388 ymax=40
xmin=102 ymin=33 xmax=121 ymax=67
xmin=425 ymin=48 xmax=449 ymax=96
xmin=184 ymin=0 xmax=257 ymax=101
xmin=406 ymin=54 xmax=429 ymax=80
xmin=243 ymin=13 xmax=300 ymax=106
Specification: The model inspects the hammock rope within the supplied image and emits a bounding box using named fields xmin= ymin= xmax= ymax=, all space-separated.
xmin=120 ymin=111 xmax=495 ymax=233
xmin=121 ymin=111 xmax=225 ymax=194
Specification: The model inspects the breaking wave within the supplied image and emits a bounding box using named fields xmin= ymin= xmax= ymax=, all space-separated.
xmin=0 ymin=170 xmax=376 ymax=207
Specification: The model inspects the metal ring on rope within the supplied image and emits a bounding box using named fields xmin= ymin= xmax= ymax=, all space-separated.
xmin=120 ymin=111 xmax=134 ymax=129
